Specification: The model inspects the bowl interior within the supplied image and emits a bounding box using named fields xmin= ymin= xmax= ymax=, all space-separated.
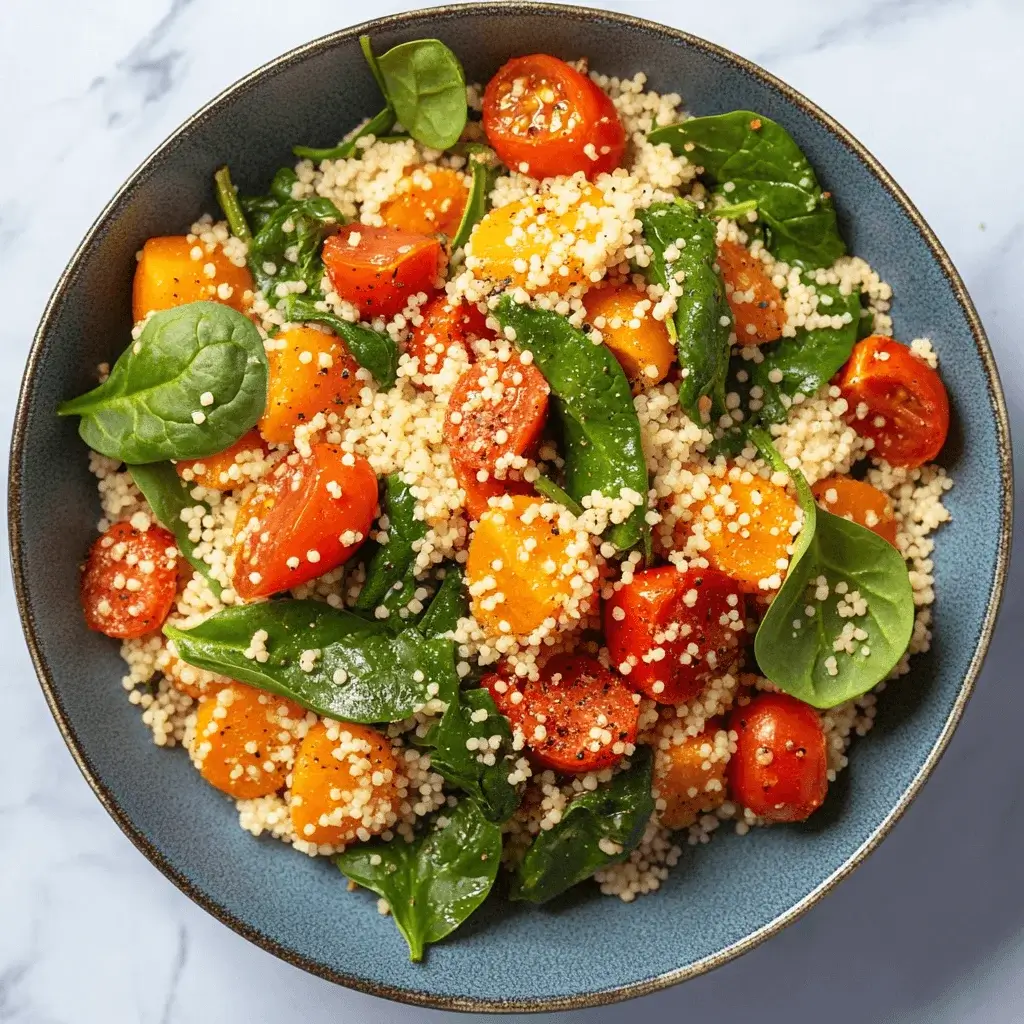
xmin=10 ymin=4 xmax=1009 ymax=1011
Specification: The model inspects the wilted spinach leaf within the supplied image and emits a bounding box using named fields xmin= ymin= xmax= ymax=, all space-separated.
xmin=750 ymin=428 xmax=915 ymax=708
xmin=336 ymin=798 xmax=501 ymax=961
xmin=510 ymin=745 xmax=654 ymax=904
xmin=649 ymin=111 xmax=845 ymax=270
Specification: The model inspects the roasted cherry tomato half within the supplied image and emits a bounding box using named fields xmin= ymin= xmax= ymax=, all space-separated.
xmin=604 ymin=565 xmax=743 ymax=704
xmin=231 ymin=444 xmax=377 ymax=600
xmin=837 ymin=335 xmax=950 ymax=468
xmin=482 ymin=54 xmax=626 ymax=180
xmin=727 ymin=692 xmax=828 ymax=823
xmin=485 ymin=653 xmax=639 ymax=774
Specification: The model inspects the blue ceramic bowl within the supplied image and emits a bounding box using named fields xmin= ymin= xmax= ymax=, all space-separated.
xmin=9 ymin=3 xmax=1012 ymax=1012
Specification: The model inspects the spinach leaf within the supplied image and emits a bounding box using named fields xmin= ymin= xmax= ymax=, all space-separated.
xmin=164 ymin=600 xmax=453 ymax=722
xmin=649 ymin=111 xmax=845 ymax=270
xmin=417 ymin=567 xmax=467 ymax=639
xmin=510 ymin=745 xmax=654 ymax=904
xmin=750 ymin=428 xmax=915 ymax=708
xmin=127 ymin=462 xmax=222 ymax=597
xmin=354 ymin=474 xmax=428 ymax=620
xmin=213 ymin=166 xmax=252 ymax=244
xmin=58 ymin=302 xmax=268 ymax=464
xmin=493 ymin=296 xmax=649 ymax=552
xmin=451 ymin=148 xmax=499 ymax=249
xmin=638 ymin=200 xmax=733 ymax=425
xmin=427 ymin=688 xmax=519 ymax=823
xmin=249 ymin=196 xmax=343 ymax=298
xmin=293 ymin=106 xmax=398 ymax=163
xmin=533 ymin=474 xmax=585 ymax=517
xmin=336 ymin=798 xmax=501 ymax=962
xmin=363 ymin=35 xmax=467 ymax=151
xmin=281 ymin=296 xmax=398 ymax=390
xmin=751 ymin=281 xmax=860 ymax=424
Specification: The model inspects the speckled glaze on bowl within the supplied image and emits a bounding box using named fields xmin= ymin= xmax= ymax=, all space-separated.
xmin=9 ymin=2 xmax=1012 ymax=1012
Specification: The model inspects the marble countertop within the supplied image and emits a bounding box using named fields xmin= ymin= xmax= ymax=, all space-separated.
xmin=2 ymin=1 xmax=1022 ymax=1021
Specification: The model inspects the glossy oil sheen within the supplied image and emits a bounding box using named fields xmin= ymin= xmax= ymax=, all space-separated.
xmin=9 ymin=3 xmax=1011 ymax=1012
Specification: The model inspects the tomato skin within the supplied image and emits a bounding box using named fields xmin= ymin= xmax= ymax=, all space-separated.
xmin=727 ymin=693 xmax=828 ymax=823
xmin=81 ymin=522 xmax=179 ymax=639
xmin=716 ymin=241 xmax=786 ymax=344
xmin=485 ymin=653 xmax=639 ymax=774
xmin=407 ymin=296 xmax=489 ymax=387
xmin=837 ymin=336 xmax=950 ymax=468
xmin=482 ymin=54 xmax=625 ymax=180
xmin=231 ymin=445 xmax=377 ymax=600
xmin=604 ymin=565 xmax=743 ymax=704
xmin=322 ymin=226 xmax=442 ymax=321
xmin=443 ymin=357 xmax=549 ymax=518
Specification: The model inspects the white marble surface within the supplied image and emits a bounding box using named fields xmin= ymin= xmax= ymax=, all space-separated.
xmin=1 ymin=0 xmax=1022 ymax=1020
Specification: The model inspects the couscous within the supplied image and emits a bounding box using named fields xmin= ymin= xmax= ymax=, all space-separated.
xmin=58 ymin=38 xmax=952 ymax=960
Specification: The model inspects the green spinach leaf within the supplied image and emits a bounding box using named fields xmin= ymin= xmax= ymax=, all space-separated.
xmin=58 ymin=302 xmax=268 ymax=464
xmin=213 ymin=166 xmax=252 ymax=244
xmin=750 ymin=428 xmax=914 ymax=708
xmin=336 ymin=798 xmax=501 ymax=962
xmin=638 ymin=200 xmax=733 ymax=424
xmin=363 ymin=35 xmax=467 ymax=151
xmin=293 ymin=106 xmax=398 ymax=163
xmin=510 ymin=745 xmax=654 ymax=904
xmin=354 ymin=474 xmax=428 ymax=620
xmin=493 ymin=296 xmax=649 ymax=552
xmin=417 ymin=567 xmax=467 ymax=639
xmin=427 ymin=688 xmax=519 ymax=823
xmin=164 ymin=600 xmax=453 ymax=723
xmin=649 ymin=111 xmax=845 ymax=270
xmin=750 ymin=280 xmax=860 ymax=424
xmin=281 ymin=296 xmax=398 ymax=389
xmin=533 ymin=474 xmax=585 ymax=517
xmin=127 ymin=462 xmax=222 ymax=597
xmin=451 ymin=148 xmax=499 ymax=249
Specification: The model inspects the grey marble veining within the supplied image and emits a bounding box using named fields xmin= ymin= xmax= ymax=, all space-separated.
xmin=2 ymin=0 xmax=1022 ymax=1021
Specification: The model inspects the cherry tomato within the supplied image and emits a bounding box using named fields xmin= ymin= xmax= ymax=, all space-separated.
xmin=232 ymin=444 xmax=377 ymax=600
xmin=727 ymin=693 xmax=828 ymax=823
xmin=811 ymin=475 xmax=898 ymax=546
xmin=81 ymin=521 xmax=179 ymax=639
xmin=407 ymin=296 xmax=490 ymax=387
xmin=604 ymin=565 xmax=743 ymax=704
xmin=322 ymin=225 xmax=443 ymax=321
xmin=175 ymin=429 xmax=268 ymax=491
xmin=837 ymin=336 xmax=950 ymax=468
xmin=443 ymin=356 xmax=549 ymax=518
xmin=482 ymin=54 xmax=625 ymax=180
xmin=716 ymin=240 xmax=786 ymax=344
xmin=485 ymin=653 xmax=639 ymax=774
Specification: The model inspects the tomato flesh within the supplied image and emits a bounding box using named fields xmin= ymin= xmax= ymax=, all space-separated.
xmin=443 ymin=357 xmax=549 ymax=518
xmin=407 ymin=296 xmax=490 ymax=386
xmin=604 ymin=565 xmax=743 ymax=704
xmin=81 ymin=521 xmax=179 ymax=639
xmin=485 ymin=653 xmax=639 ymax=774
xmin=322 ymin=226 xmax=442 ymax=321
xmin=727 ymin=692 xmax=828 ymax=822
xmin=232 ymin=444 xmax=377 ymax=600
xmin=482 ymin=54 xmax=626 ymax=180
xmin=837 ymin=336 xmax=950 ymax=468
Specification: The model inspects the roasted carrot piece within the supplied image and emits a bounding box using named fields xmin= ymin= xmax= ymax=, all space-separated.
xmin=380 ymin=167 xmax=470 ymax=238
xmin=175 ymin=429 xmax=268 ymax=491
xmin=811 ymin=475 xmax=898 ymax=546
xmin=716 ymin=240 xmax=786 ymax=344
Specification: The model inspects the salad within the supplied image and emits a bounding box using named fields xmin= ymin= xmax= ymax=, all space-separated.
xmin=58 ymin=38 xmax=952 ymax=961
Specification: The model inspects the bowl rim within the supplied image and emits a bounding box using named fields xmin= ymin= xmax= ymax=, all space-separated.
xmin=8 ymin=1 xmax=1013 ymax=1013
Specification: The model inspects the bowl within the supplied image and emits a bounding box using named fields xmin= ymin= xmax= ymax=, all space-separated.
xmin=8 ymin=2 xmax=1012 ymax=1012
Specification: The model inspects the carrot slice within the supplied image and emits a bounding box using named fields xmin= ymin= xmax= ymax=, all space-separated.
xmin=175 ymin=429 xmax=268 ymax=491
xmin=380 ymin=167 xmax=470 ymax=238
xmin=811 ymin=475 xmax=898 ymax=546
xmin=716 ymin=240 xmax=786 ymax=344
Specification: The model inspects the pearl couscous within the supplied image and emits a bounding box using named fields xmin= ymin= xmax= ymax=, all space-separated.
xmin=59 ymin=39 xmax=951 ymax=959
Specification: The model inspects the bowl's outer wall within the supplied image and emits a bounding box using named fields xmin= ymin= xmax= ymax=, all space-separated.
xmin=13 ymin=6 xmax=1006 ymax=1009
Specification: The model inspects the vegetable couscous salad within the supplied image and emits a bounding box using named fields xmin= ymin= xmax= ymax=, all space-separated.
xmin=58 ymin=38 xmax=952 ymax=960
